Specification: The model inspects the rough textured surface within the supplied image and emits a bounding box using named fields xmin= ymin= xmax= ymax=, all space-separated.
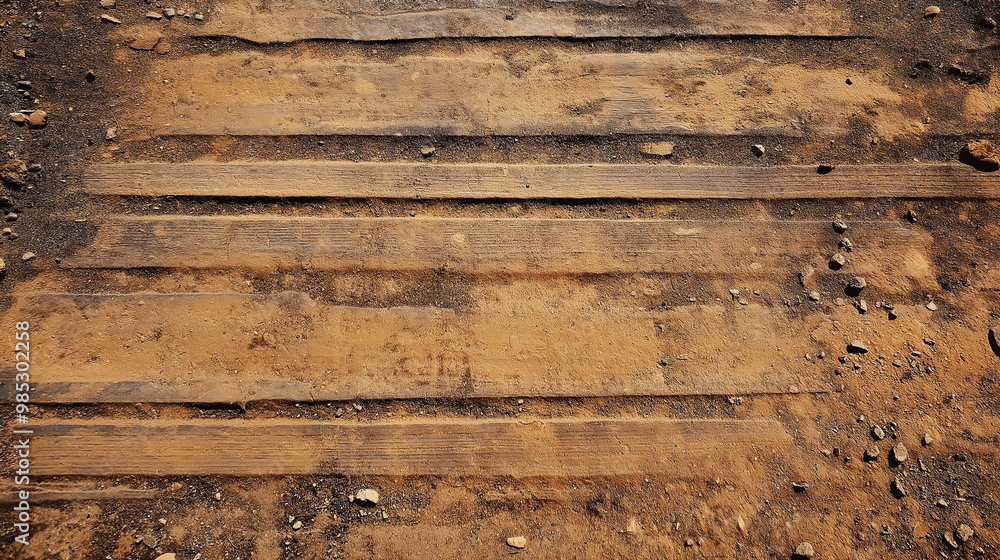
xmin=2 ymin=0 xmax=1000 ymax=558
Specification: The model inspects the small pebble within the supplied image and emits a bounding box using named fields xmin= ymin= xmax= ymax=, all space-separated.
xmin=864 ymin=445 xmax=880 ymax=460
xmin=751 ymin=144 xmax=765 ymax=157
xmin=100 ymin=13 xmax=122 ymax=23
xmin=21 ymin=252 xmax=35 ymax=262
xmin=847 ymin=340 xmax=869 ymax=354
xmin=163 ymin=7 xmax=176 ymax=16
xmin=829 ymin=253 xmax=846 ymax=270
xmin=872 ymin=425 xmax=885 ymax=440
xmin=507 ymin=536 xmax=527 ymax=549
xmin=891 ymin=443 xmax=908 ymax=464
xmin=926 ymin=301 xmax=937 ymax=311
xmin=924 ymin=5 xmax=941 ymax=17
xmin=794 ymin=542 xmax=815 ymax=558
xmin=832 ymin=220 xmax=848 ymax=233
xmin=27 ymin=110 xmax=47 ymax=127
xmin=146 ymin=11 xmax=163 ymax=18
xmin=944 ymin=531 xmax=959 ymax=550
xmin=891 ymin=477 xmax=907 ymax=497
xmin=839 ymin=237 xmax=853 ymax=252
xmin=956 ymin=524 xmax=974 ymax=543
xmin=355 ymin=488 xmax=379 ymax=506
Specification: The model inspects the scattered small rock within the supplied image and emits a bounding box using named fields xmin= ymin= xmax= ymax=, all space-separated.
xmin=640 ymin=141 xmax=675 ymax=158
xmin=13 ymin=49 xmax=27 ymax=58
xmin=0 ymin=258 xmax=6 ymax=278
xmin=817 ymin=164 xmax=834 ymax=174
xmin=891 ymin=443 xmax=908 ymax=464
xmin=864 ymin=445 xmax=880 ymax=461
xmin=982 ymin=16 xmax=997 ymax=28
xmin=154 ymin=554 xmax=176 ymax=560
xmin=685 ymin=538 xmax=695 ymax=547
xmin=737 ymin=515 xmax=747 ymax=534
xmin=105 ymin=127 xmax=118 ymax=141
xmin=751 ymin=144 xmax=765 ymax=157
xmin=292 ymin=520 xmax=303 ymax=530
xmin=944 ymin=531 xmax=959 ymax=550
xmin=100 ymin=13 xmax=122 ymax=23
xmin=214 ymin=492 xmax=222 ymax=500
xmin=904 ymin=208 xmax=918 ymax=222
xmin=15 ymin=81 xmax=31 ymax=91
xmin=855 ymin=300 xmax=868 ymax=314
xmin=829 ymin=253 xmax=846 ymax=270
xmin=507 ymin=536 xmax=527 ymax=549
xmin=794 ymin=542 xmax=815 ymax=558
xmin=129 ymin=29 xmax=162 ymax=51
xmin=8 ymin=112 xmax=28 ymax=124
xmin=163 ymin=7 xmax=177 ymax=17
xmin=922 ymin=433 xmax=933 ymax=446
xmin=808 ymin=291 xmax=821 ymax=302
xmin=924 ymin=5 xmax=941 ymax=17
xmin=956 ymin=524 xmax=974 ymax=543
xmin=355 ymin=488 xmax=379 ymax=506
xmin=1 ymin=158 xmax=28 ymax=189
xmin=155 ymin=41 xmax=171 ymax=55
xmin=27 ymin=110 xmax=47 ymax=128
xmin=21 ymin=252 xmax=35 ymax=262
xmin=891 ymin=477 xmax=907 ymax=498
xmin=85 ymin=70 xmax=96 ymax=82
xmin=936 ymin=498 xmax=949 ymax=508
xmin=832 ymin=220 xmax=848 ymax=233
xmin=420 ymin=145 xmax=435 ymax=157
xmin=847 ymin=340 xmax=869 ymax=354
xmin=926 ymin=301 xmax=937 ymax=311
xmin=146 ymin=11 xmax=163 ymax=19
xmin=100 ymin=0 xmax=116 ymax=7
xmin=872 ymin=425 xmax=885 ymax=440
xmin=839 ymin=238 xmax=853 ymax=252
xmin=792 ymin=482 xmax=809 ymax=493
xmin=194 ymin=12 xmax=205 ymax=20
xmin=960 ymin=140 xmax=999 ymax=172
xmin=846 ymin=276 xmax=866 ymax=296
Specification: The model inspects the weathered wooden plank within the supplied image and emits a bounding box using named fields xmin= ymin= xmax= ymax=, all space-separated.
xmin=0 ymin=292 xmax=835 ymax=403
xmin=61 ymin=217 xmax=930 ymax=279
xmin=83 ymin=162 xmax=1000 ymax=199
xmin=135 ymin=49 xmax=904 ymax=137
xmin=26 ymin=418 xmax=791 ymax=476
xmin=195 ymin=0 xmax=853 ymax=42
